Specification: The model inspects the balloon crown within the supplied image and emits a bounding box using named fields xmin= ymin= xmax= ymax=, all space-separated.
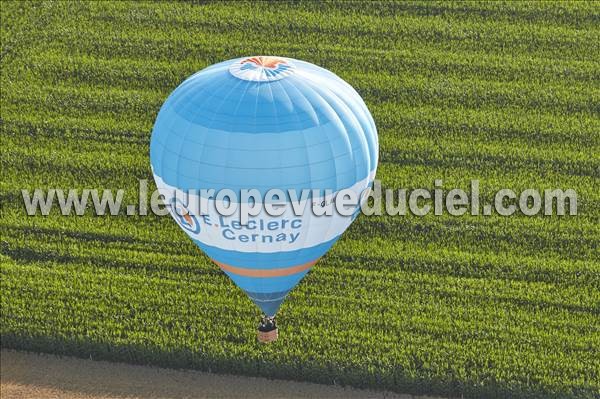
xmin=230 ymin=56 xmax=295 ymax=82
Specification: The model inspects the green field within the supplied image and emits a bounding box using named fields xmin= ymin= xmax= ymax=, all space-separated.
xmin=1 ymin=1 xmax=599 ymax=398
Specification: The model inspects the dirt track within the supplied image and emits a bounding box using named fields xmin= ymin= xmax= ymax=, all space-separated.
xmin=1 ymin=350 xmax=443 ymax=399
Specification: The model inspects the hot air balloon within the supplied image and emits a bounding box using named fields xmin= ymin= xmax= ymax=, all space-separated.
xmin=150 ymin=56 xmax=378 ymax=342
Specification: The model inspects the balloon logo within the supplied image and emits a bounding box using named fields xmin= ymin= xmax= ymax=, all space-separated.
xmin=170 ymin=199 xmax=200 ymax=234
xmin=150 ymin=56 xmax=378 ymax=342
xmin=230 ymin=56 xmax=295 ymax=81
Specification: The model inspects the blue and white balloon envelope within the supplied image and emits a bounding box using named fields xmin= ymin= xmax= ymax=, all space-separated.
xmin=150 ymin=56 xmax=378 ymax=317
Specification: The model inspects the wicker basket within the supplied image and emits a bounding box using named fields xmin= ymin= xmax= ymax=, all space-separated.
xmin=257 ymin=328 xmax=278 ymax=343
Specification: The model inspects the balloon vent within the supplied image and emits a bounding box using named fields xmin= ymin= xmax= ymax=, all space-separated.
xmin=230 ymin=56 xmax=295 ymax=82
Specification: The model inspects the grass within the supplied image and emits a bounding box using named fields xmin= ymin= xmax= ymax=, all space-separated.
xmin=1 ymin=1 xmax=599 ymax=398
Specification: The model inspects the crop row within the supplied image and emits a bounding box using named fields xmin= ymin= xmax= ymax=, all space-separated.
xmin=11 ymin=44 xmax=600 ymax=90
xmin=3 ymin=130 xmax=598 ymax=211
xmin=4 ymin=98 xmax=599 ymax=149
xmin=2 ymin=206 xmax=598 ymax=288
xmin=6 ymin=70 xmax=598 ymax=121
xmin=39 ymin=1 xmax=598 ymax=61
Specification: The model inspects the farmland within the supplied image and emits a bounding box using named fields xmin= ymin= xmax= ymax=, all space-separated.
xmin=1 ymin=1 xmax=599 ymax=399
